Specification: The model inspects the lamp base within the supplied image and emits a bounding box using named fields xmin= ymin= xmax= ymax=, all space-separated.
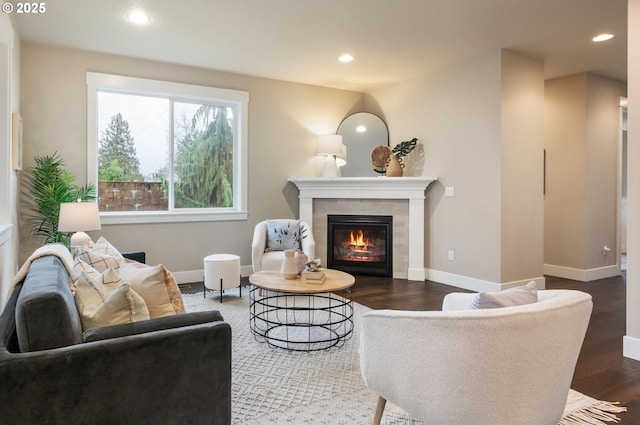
xmin=322 ymin=154 xmax=339 ymax=178
xmin=69 ymin=231 xmax=92 ymax=248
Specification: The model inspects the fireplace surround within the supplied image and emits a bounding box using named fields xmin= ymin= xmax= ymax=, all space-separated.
xmin=289 ymin=177 xmax=436 ymax=280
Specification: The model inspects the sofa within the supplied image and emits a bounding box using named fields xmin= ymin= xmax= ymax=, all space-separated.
xmin=0 ymin=253 xmax=232 ymax=425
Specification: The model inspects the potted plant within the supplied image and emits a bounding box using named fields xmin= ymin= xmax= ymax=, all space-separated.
xmin=25 ymin=153 xmax=96 ymax=245
xmin=387 ymin=138 xmax=418 ymax=176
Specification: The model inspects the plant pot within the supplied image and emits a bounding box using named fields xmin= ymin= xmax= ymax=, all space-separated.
xmin=386 ymin=154 xmax=404 ymax=177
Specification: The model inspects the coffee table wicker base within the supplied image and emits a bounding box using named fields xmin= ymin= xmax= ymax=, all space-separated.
xmin=249 ymin=286 xmax=354 ymax=351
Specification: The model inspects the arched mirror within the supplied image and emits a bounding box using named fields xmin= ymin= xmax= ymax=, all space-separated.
xmin=337 ymin=112 xmax=389 ymax=177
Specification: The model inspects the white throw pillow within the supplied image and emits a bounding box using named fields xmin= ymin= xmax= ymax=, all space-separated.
xmin=265 ymin=219 xmax=302 ymax=251
xmin=76 ymin=236 xmax=124 ymax=272
xmin=74 ymin=271 xmax=150 ymax=331
xmin=88 ymin=236 xmax=124 ymax=260
xmin=466 ymin=281 xmax=538 ymax=309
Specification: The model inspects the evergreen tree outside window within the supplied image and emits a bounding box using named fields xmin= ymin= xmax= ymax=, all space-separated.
xmin=87 ymin=72 xmax=249 ymax=224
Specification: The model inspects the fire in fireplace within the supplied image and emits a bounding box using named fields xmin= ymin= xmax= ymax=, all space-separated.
xmin=327 ymin=215 xmax=392 ymax=277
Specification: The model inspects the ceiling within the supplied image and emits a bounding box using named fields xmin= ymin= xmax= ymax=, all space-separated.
xmin=11 ymin=0 xmax=627 ymax=92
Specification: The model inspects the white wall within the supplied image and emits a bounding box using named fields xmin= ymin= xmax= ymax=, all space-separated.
xmin=18 ymin=43 xmax=363 ymax=279
xmin=369 ymin=49 xmax=544 ymax=291
xmin=0 ymin=15 xmax=20 ymax=306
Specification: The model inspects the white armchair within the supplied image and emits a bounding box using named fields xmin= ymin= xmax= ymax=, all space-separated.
xmin=360 ymin=289 xmax=593 ymax=425
xmin=251 ymin=219 xmax=315 ymax=272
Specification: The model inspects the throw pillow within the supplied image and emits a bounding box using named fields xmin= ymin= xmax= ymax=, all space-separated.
xmin=162 ymin=265 xmax=186 ymax=314
xmin=76 ymin=236 xmax=125 ymax=272
xmin=466 ymin=281 xmax=538 ymax=309
xmin=265 ymin=219 xmax=302 ymax=251
xmin=119 ymin=262 xmax=177 ymax=318
xmin=76 ymin=249 xmax=122 ymax=273
xmin=70 ymin=259 xmax=121 ymax=292
xmin=88 ymin=236 xmax=124 ymax=261
xmin=74 ymin=271 xmax=150 ymax=331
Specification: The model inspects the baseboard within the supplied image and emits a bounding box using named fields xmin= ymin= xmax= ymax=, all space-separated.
xmin=173 ymin=265 xmax=254 ymax=285
xmin=544 ymin=264 xmax=620 ymax=282
xmin=407 ymin=267 xmax=425 ymax=281
xmin=623 ymin=335 xmax=640 ymax=361
xmin=425 ymin=269 xmax=545 ymax=292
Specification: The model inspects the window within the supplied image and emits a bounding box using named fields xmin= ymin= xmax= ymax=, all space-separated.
xmin=87 ymin=72 xmax=248 ymax=224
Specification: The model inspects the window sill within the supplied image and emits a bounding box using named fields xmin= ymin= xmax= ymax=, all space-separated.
xmin=100 ymin=211 xmax=248 ymax=225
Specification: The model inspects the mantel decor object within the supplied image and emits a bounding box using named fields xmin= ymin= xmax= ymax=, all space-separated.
xmin=370 ymin=145 xmax=392 ymax=174
xmin=386 ymin=138 xmax=419 ymax=177
xmin=371 ymin=138 xmax=418 ymax=177
xmin=385 ymin=154 xmax=404 ymax=177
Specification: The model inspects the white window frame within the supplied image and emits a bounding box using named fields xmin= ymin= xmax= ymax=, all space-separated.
xmin=87 ymin=72 xmax=249 ymax=225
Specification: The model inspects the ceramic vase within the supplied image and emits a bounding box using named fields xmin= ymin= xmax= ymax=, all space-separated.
xmin=281 ymin=249 xmax=298 ymax=279
xmin=386 ymin=154 xmax=404 ymax=177
xmin=295 ymin=250 xmax=309 ymax=274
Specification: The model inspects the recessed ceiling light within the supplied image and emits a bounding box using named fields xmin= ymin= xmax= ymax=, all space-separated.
xmin=128 ymin=11 xmax=150 ymax=25
xmin=356 ymin=125 xmax=367 ymax=133
xmin=338 ymin=54 xmax=354 ymax=63
xmin=592 ymin=33 xmax=614 ymax=42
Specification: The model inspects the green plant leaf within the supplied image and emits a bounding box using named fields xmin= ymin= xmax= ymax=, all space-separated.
xmin=392 ymin=137 xmax=418 ymax=158
xmin=25 ymin=152 xmax=97 ymax=246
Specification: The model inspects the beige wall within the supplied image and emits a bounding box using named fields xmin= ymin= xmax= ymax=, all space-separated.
xmin=500 ymin=50 xmax=545 ymax=284
xmin=586 ymin=75 xmax=627 ymax=269
xmin=18 ymin=43 xmax=363 ymax=275
xmin=368 ymin=49 xmax=544 ymax=289
xmin=544 ymin=73 xmax=626 ymax=280
xmin=625 ymin=0 xmax=640 ymax=359
xmin=544 ymin=75 xmax=589 ymax=270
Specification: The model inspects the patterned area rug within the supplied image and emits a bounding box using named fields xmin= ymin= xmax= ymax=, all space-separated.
xmin=182 ymin=290 xmax=626 ymax=425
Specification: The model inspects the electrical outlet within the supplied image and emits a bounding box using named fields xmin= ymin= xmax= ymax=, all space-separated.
xmin=445 ymin=187 xmax=455 ymax=197
xmin=448 ymin=250 xmax=454 ymax=261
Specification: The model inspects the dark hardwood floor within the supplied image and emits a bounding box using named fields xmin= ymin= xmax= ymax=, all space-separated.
xmin=186 ymin=272 xmax=637 ymax=422
xmin=349 ymin=273 xmax=638 ymax=423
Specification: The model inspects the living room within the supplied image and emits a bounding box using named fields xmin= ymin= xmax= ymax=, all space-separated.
xmin=1 ymin=0 xmax=640 ymax=422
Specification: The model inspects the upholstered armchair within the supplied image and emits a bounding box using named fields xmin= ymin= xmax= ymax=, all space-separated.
xmin=251 ymin=219 xmax=315 ymax=272
xmin=359 ymin=289 xmax=593 ymax=425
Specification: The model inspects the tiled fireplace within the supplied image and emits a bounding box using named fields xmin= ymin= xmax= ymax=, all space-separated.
xmin=289 ymin=177 xmax=436 ymax=280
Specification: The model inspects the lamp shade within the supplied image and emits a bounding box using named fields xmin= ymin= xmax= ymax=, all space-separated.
xmin=58 ymin=201 xmax=101 ymax=233
xmin=316 ymin=135 xmax=343 ymax=156
xmin=59 ymin=201 xmax=101 ymax=247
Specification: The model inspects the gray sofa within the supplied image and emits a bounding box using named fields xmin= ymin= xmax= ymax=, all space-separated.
xmin=0 ymin=254 xmax=232 ymax=425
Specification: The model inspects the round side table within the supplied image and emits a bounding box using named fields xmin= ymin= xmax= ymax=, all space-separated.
xmin=203 ymin=254 xmax=241 ymax=302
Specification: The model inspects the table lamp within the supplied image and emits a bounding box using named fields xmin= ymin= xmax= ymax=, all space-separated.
xmin=317 ymin=135 xmax=343 ymax=178
xmin=335 ymin=144 xmax=347 ymax=175
xmin=58 ymin=200 xmax=101 ymax=247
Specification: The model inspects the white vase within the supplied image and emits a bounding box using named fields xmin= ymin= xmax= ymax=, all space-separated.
xmin=281 ymin=249 xmax=298 ymax=279
xmin=295 ymin=250 xmax=309 ymax=274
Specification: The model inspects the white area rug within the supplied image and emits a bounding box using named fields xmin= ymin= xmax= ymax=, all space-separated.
xmin=182 ymin=290 xmax=626 ymax=425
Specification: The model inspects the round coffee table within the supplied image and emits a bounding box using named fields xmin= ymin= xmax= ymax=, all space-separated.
xmin=248 ymin=269 xmax=355 ymax=351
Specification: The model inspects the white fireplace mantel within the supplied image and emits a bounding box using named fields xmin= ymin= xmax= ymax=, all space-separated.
xmin=289 ymin=177 xmax=436 ymax=281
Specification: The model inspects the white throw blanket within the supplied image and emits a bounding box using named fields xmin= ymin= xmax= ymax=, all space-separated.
xmin=12 ymin=243 xmax=74 ymax=287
